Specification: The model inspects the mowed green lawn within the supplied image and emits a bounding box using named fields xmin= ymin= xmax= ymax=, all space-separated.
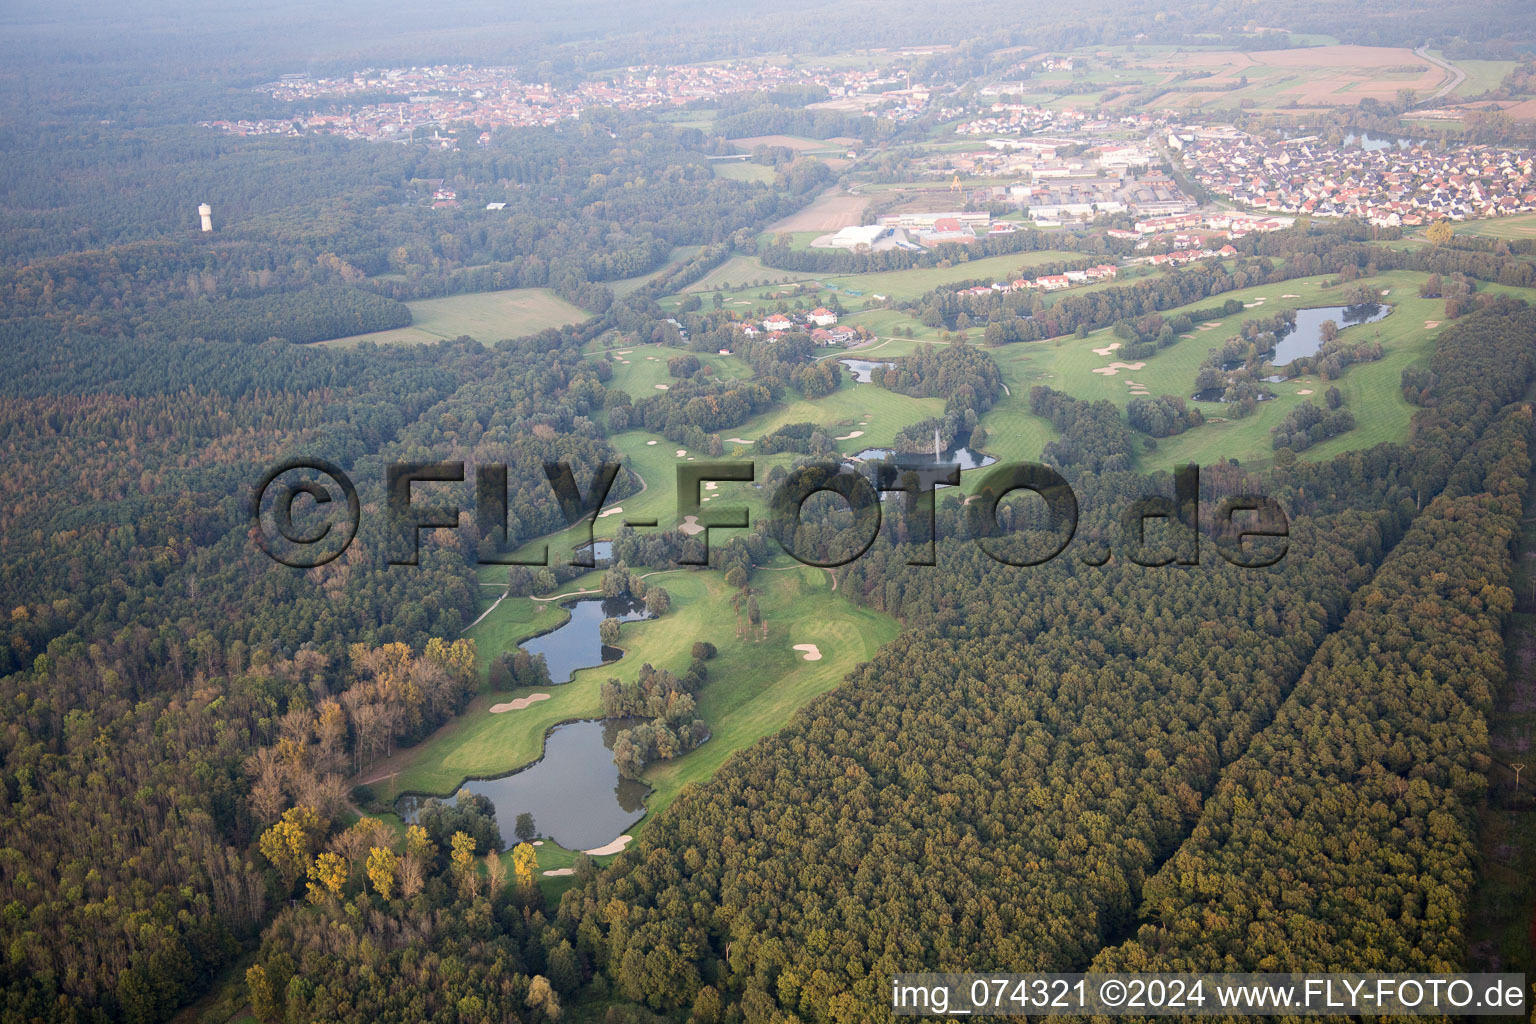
xmin=471 ymin=372 xmax=944 ymax=585
xmin=678 ymin=255 xmax=818 ymax=295
xmin=670 ymin=249 xmax=1087 ymax=312
xmin=321 ymin=288 xmax=589 ymax=347
xmin=362 ymin=565 xmax=898 ymax=856
xmin=975 ymin=270 xmax=1480 ymax=474
xmin=473 ymin=424 xmax=712 ymax=581
xmin=713 ymin=162 xmax=776 ymax=184
xmin=1454 ymin=213 xmax=1536 ymax=240
xmin=594 ymin=342 xmax=753 ymax=395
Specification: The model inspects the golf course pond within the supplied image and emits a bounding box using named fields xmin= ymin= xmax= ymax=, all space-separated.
xmin=396 ymin=717 xmax=650 ymax=852
xmin=840 ymin=358 xmax=895 ymax=383
xmin=521 ymin=593 xmax=650 ymax=684
xmin=1270 ymin=302 xmax=1390 ymax=366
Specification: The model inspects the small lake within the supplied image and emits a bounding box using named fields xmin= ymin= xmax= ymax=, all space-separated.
xmin=571 ymin=539 xmax=613 ymax=566
xmin=853 ymin=434 xmax=998 ymax=472
xmin=1344 ymin=131 xmax=1427 ymax=152
xmin=397 ymin=718 xmax=650 ymax=852
xmin=849 ymin=431 xmax=998 ymax=498
xmin=840 ymin=358 xmax=895 ymax=383
xmin=1270 ymin=303 xmax=1390 ymax=366
xmin=1191 ymin=388 xmax=1277 ymax=404
xmin=522 ymin=594 xmax=650 ymax=685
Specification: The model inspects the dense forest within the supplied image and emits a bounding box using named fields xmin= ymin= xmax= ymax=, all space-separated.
xmin=531 ymin=301 xmax=1536 ymax=1020
xmin=5 ymin=1 xmax=1536 ymax=1019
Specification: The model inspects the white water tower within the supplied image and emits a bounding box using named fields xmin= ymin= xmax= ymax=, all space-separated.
xmin=198 ymin=203 xmax=213 ymax=232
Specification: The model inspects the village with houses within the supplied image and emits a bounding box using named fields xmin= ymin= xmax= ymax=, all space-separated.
xmin=202 ymin=59 xmax=924 ymax=143
xmin=1172 ymin=126 xmax=1536 ymax=226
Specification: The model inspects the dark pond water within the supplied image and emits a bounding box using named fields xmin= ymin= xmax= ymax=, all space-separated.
xmin=849 ymin=431 xmax=998 ymax=498
xmin=397 ymin=718 xmax=650 ymax=852
xmin=1270 ymin=303 xmax=1390 ymax=365
xmin=522 ymin=594 xmax=650 ymax=685
xmin=853 ymin=436 xmax=998 ymax=472
xmin=840 ymin=358 xmax=895 ymax=383
xmin=1191 ymin=388 xmax=1278 ymax=404
xmin=571 ymin=540 xmax=613 ymax=566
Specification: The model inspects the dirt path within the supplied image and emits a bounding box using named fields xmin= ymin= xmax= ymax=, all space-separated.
xmin=530 ymin=567 xmax=688 ymax=603
xmin=463 ymin=591 xmax=509 ymax=632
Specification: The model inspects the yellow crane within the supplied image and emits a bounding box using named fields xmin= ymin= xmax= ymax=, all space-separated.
xmin=950 ymin=174 xmax=962 ymax=193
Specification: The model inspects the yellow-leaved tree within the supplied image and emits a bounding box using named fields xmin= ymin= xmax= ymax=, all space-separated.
xmin=512 ymin=841 xmax=538 ymax=896
xmin=306 ymin=851 xmax=349 ymax=904
xmin=366 ymin=846 xmax=399 ymax=900
xmin=258 ymin=805 xmax=323 ymax=888
xmin=451 ymin=830 xmax=478 ymax=899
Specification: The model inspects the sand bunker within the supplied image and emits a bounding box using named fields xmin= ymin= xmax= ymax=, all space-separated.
xmin=1381 ymin=289 xmax=1391 ymax=296
xmin=792 ymin=643 xmax=823 ymax=661
xmin=616 ymin=350 xmax=632 ymax=355
xmin=542 ymin=867 xmax=575 ymax=876
xmin=1425 ymin=321 xmax=1441 ymax=329
xmin=1091 ymin=342 xmax=1122 ymax=356
xmin=1203 ymin=321 xmax=1222 ymax=327
xmin=835 ymin=430 xmax=865 ymax=440
xmin=646 ymin=356 xmax=657 ymax=361
xmin=654 ymin=383 xmax=669 ymax=390
xmin=1281 ymin=293 xmax=1301 ymax=298
xmin=597 ymin=506 xmax=624 ymax=518
xmin=678 ymin=516 xmax=704 ymax=536
xmin=583 ymin=835 xmax=633 ymax=856
xmin=1296 ymin=389 xmax=1314 ymax=395
xmin=490 ymin=693 xmax=551 ymax=713
xmin=647 ymin=440 xmax=658 ymax=445
xmin=1092 ymin=361 xmax=1147 ymax=376
xmin=725 ymin=437 xmax=753 ymax=444
xmin=1197 ymin=325 xmax=1215 ymax=331
xmin=532 ymin=840 xmax=544 ymax=846
xmin=704 ymin=481 xmax=718 ymax=491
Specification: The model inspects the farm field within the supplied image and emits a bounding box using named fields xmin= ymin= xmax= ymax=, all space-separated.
xmin=1056 ymin=44 xmax=1465 ymax=114
xmin=1433 ymin=55 xmax=1518 ymax=98
xmin=764 ymin=188 xmax=869 ymax=232
xmin=320 ymin=287 xmax=588 ymax=347
xmin=731 ymin=134 xmax=856 ymax=155
xmin=712 ymin=161 xmax=776 ymax=183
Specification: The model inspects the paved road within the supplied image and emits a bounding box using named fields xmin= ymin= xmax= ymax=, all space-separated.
xmin=1416 ymin=47 xmax=1466 ymax=103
